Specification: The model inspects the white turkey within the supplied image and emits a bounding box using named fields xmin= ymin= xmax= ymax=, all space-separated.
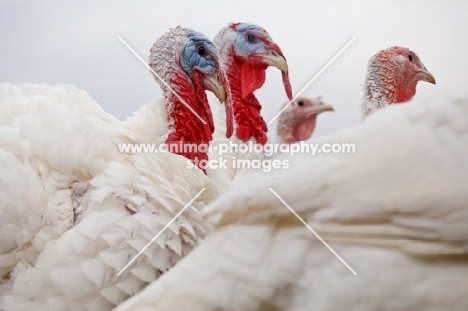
xmin=0 ymin=26 xmax=233 ymax=311
xmin=209 ymin=22 xmax=293 ymax=182
xmin=361 ymin=46 xmax=436 ymax=118
xmin=112 ymin=97 xmax=468 ymax=311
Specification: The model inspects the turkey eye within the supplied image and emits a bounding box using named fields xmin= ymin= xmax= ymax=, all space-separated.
xmin=297 ymin=101 xmax=304 ymax=106
xmin=247 ymin=34 xmax=256 ymax=43
xmin=198 ymin=46 xmax=206 ymax=56
xmin=408 ymin=54 xmax=413 ymax=62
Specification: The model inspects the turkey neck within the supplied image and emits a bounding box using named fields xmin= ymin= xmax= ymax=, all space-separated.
xmin=361 ymin=56 xmax=417 ymax=119
xmin=165 ymin=70 xmax=214 ymax=170
xmin=225 ymin=48 xmax=268 ymax=145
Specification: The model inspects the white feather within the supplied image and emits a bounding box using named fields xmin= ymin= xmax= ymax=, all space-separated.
xmin=113 ymin=98 xmax=468 ymax=311
xmin=0 ymin=81 xmax=220 ymax=310
xmin=1 ymin=27 xmax=231 ymax=311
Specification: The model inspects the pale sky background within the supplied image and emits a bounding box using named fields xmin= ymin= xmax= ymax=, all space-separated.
xmin=1 ymin=0 xmax=467 ymax=139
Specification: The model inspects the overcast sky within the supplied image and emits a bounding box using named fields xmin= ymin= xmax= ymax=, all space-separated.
xmin=1 ymin=0 xmax=467 ymax=139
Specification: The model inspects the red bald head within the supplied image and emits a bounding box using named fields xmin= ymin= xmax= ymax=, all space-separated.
xmin=362 ymin=46 xmax=436 ymax=118
xmin=214 ymin=23 xmax=293 ymax=144
xmin=370 ymin=46 xmax=436 ymax=104
xmin=149 ymin=26 xmax=233 ymax=173
xmin=277 ymin=97 xmax=334 ymax=144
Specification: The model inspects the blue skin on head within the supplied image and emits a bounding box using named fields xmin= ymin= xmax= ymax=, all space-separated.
xmin=181 ymin=32 xmax=219 ymax=78
xmin=233 ymin=23 xmax=273 ymax=59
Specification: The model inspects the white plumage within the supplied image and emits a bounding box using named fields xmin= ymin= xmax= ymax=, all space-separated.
xmin=112 ymin=97 xmax=468 ymax=311
xmin=0 ymin=83 xmax=127 ymax=279
xmin=0 ymin=26 xmax=231 ymax=311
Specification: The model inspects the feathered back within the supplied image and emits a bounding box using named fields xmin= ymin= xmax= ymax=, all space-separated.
xmin=112 ymin=98 xmax=468 ymax=311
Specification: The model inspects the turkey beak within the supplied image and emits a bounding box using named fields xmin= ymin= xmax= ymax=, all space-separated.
xmin=417 ymin=67 xmax=436 ymax=85
xmin=261 ymin=42 xmax=292 ymax=100
xmin=306 ymin=102 xmax=335 ymax=117
xmin=204 ymin=74 xmax=227 ymax=103
xmin=262 ymin=50 xmax=288 ymax=73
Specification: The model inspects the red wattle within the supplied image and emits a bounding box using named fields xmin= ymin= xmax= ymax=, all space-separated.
xmin=240 ymin=62 xmax=267 ymax=98
xmin=165 ymin=70 xmax=214 ymax=173
xmin=226 ymin=59 xmax=267 ymax=145
xmin=395 ymin=83 xmax=417 ymax=103
xmin=293 ymin=117 xmax=317 ymax=142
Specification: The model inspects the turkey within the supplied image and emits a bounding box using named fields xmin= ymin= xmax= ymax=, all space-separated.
xmin=276 ymin=97 xmax=334 ymax=144
xmin=361 ymin=46 xmax=436 ymax=118
xmin=209 ymin=22 xmax=292 ymax=182
xmin=112 ymin=97 xmax=468 ymax=311
xmin=0 ymin=26 xmax=233 ymax=311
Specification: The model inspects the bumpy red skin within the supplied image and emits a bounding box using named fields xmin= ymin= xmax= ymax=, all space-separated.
xmin=375 ymin=47 xmax=425 ymax=104
xmin=224 ymin=41 xmax=292 ymax=145
xmin=165 ymin=70 xmax=215 ymax=173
